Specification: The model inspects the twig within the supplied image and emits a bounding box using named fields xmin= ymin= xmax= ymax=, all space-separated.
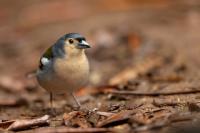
xmin=153 ymin=99 xmax=183 ymax=107
xmin=107 ymin=89 xmax=200 ymax=96
xmin=30 ymin=127 xmax=111 ymax=133
xmin=96 ymin=111 xmax=115 ymax=117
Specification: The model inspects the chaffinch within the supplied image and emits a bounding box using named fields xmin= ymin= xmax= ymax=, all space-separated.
xmin=36 ymin=33 xmax=90 ymax=112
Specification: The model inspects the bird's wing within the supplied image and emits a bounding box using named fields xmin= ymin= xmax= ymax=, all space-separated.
xmin=39 ymin=46 xmax=54 ymax=70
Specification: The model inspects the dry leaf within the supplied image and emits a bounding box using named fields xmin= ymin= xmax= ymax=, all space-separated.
xmin=97 ymin=110 xmax=134 ymax=127
xmin=7 ymin=115 xmax=50 ymax=131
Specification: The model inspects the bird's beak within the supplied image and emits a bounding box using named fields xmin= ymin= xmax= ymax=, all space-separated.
xmin=77 ymin=40 xmax=91 ymax=49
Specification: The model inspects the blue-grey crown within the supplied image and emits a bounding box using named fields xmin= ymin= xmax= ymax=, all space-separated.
xmin=63 ymin=33 xmax=86 ymax=40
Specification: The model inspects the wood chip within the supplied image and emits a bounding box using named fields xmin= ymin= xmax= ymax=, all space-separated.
xmin=7 ymin=115 xmax=50 ymax=131
xmin=0 ymin=120 xmax=15 ymax=129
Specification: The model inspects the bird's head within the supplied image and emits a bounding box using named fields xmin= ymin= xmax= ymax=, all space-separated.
xmin=54 ymin=33 xmax=91 ymax=58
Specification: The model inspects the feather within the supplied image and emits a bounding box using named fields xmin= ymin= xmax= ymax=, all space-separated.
xmin=39 ymin=47 xmax=53 ymax=70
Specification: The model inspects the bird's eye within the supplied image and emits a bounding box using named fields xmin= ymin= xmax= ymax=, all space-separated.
xmin=69 ymin=39 xmax=74 ymax=44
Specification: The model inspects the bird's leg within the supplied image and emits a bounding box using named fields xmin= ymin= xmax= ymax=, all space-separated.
xmin=72 ymin=93 xmax=81 ymax=109
xmin=65 ymin=93 xmax=92 ymax=113
xmin=71 ymin=93 xmax=93 ymax=113
xmin=49 ymin=92 xmax=56 ymax=115
xmin=71 ymin=93 xmax=94 ymax=113
xmin=50 ymin=92 xmax=53 ymax=109
xmin=65 ymin=93 xmax=81 ymax=111
xmin=69 ymin=92 xmax=80 ymax=111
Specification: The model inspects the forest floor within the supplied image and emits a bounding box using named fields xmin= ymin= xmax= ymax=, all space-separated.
xmin=0 ymin=1 xmax=200 ymax=133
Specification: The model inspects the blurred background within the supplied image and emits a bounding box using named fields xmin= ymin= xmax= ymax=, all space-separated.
xmin=0 ymin=0 xmax=199 ymax=91
xmin=0 ymin=1 xmax=200 ymax=132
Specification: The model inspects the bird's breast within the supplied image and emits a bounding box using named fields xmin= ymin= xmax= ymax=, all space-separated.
xmin=53 ymin=53 xmax=89 ymax=91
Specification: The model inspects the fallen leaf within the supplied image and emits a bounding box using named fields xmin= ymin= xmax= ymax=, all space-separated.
xmin=7 ymin=115 xmax=50 ymax=131
xmin=97 ymin=110 xmax=134 ymax=127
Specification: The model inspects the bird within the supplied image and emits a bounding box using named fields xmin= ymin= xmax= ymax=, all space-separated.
xmin=36 ymin=33 xmax=91 ymax=112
